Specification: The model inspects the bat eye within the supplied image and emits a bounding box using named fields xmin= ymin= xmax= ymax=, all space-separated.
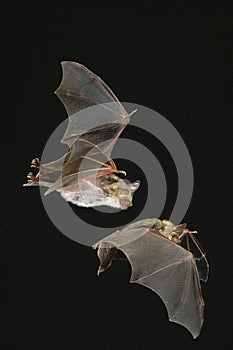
xmin=118 ymin=189 xmax=130 ymax=196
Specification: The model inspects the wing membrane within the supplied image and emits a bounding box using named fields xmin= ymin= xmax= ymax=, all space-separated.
xmin=24 ymin=61 xmax=134 ymax=204
xmin=94 ymin=220 xmax=207 ymax=338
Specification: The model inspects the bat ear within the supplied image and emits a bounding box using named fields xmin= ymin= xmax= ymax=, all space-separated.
xmin=174 ymin=223 xmax=187 ymax=232
xmin=128 ymin=180 xmax=140 ymax=192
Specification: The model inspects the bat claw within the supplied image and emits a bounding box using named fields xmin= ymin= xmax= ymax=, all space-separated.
xmin=27 ymin=172 xmax=34 ymax=179
xmin=117 ymin=170 xmax=126 ymax=176
xmin=24 ymin=171 xmax=39 ymax=186
xmin=31 ymin=158 xmax=40 ymax=168
xmin=23 ymin=158 xmax=40 ymax=186
xmin=97 ymin=265 xmax=105 ymax=275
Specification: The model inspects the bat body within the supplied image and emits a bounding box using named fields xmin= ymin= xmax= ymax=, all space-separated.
xmin=24 ymin=62 xmax=140 ymax=209
xmin=60 ymin=173 xmax=140 ymax=209
xmin=93 ymin=218 xmax=209 ymax=338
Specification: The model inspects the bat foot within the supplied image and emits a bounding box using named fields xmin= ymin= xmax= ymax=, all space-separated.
xmin=23 ymin=158 xmax=40 ymax=186
xmin=23 ymin=172 xmax=40 ymax=186
xmin=31 ymin=158 xmax=40 ymax=168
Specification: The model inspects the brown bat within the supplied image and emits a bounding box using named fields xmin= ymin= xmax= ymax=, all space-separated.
xmin=93 ymin=218 xmax=209 ymax=338
xmin=24 ymin=61 xmax=140 ymax=209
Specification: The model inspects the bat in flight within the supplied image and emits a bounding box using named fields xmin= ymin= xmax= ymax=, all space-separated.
xmin=24 ymin=61 xmax=140 ymax=209
xmin=93 ymin=218 xmax=209 ymax=338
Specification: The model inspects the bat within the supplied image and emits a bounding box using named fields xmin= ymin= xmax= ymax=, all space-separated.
xmin=93 ymin=218 xmax=209 ymax=338
xmin=24 ymin=61 xmax=140 ymax=209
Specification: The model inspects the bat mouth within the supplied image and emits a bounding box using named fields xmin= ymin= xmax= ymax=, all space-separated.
xmin=119 ymin=200 xmax=133 ymax=210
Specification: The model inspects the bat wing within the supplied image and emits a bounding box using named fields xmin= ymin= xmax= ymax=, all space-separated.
xmin=55 ymin=61 xmax=129 ymax=147
xmin=41 ymin=124 xmax=123 ymax=194
xmin=94 ymin=224 xmax=205 ymax=339
xmin=181 ymin=232 xmax=209 ymax=283
xmin=28 ymin=62 xmax=132 ymax=193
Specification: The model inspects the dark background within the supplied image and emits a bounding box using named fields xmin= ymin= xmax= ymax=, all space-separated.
xmin=1 ymin=3 xmax=231 ymax=349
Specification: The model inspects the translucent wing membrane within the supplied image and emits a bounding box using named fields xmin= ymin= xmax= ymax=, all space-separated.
xmin=55 ymin=61 xmax=128 ymax=118
xmin=55 ymin=61 xmax=129 ymax=147
xmin=180 ymin=233 xmax=209 ymax=282
xmin=41 ymin=122 xmax=125 ymax=194
xmin=25 ymin=61 xmax=133 ymax=195
xmin=94 ymin=219 xmax=208 ymax=339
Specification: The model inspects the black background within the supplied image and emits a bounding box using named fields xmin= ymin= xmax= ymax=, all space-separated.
xmin=1 ymin=3 xmax=231 ymax=349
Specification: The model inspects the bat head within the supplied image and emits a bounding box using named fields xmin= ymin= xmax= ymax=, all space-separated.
xmin=157 ymin=220 xmax=187 ymax=244
xmin=118 ymin=180 xmax=140 ymax=210
xmin=100 ymin=174 xmax=140 ymax=210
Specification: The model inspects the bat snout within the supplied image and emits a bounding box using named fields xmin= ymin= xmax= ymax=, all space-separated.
xmin=119 ymin=198 xmax=133 ymax=210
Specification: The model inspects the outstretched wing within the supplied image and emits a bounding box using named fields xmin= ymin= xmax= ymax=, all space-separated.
xmin=42 ymin=124 xmax=123 ymax=194
xmin=55 ymin=61 xmax=129 ymax=146
xmin=181 ymin=232 xmax=209 ymax=282
xmin=26 ymin=61 xmax=132 ymax=193
xmin=94 ymin=224 xmax=205 ymax=339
